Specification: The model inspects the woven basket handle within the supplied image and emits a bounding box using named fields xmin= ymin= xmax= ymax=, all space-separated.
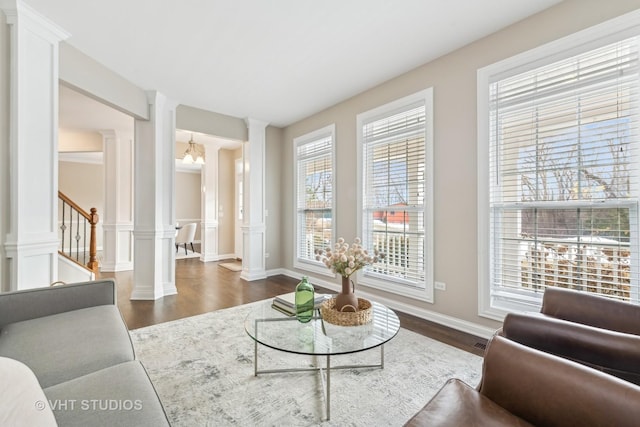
xmin=340 ymin=304 xmax=357 ymax=313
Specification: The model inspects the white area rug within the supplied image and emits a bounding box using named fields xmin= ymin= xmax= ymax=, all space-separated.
xmin=176 ymin=249 xmax=200 ymax=260
xmin=130 ymin=302 xmax=483 ymax=426
xmin=219 ymin=261 xmax=242 ymax=272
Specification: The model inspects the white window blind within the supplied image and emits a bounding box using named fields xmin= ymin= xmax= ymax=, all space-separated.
xmin=362 ymin=102 xmax=427 ymax=288
xmin=295 ymin=128 xmax=334 ymax=267
xmin=489 ymin=36 xmax=640 ymax=309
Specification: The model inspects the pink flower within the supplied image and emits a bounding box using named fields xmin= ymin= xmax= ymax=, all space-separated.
xmin=318 ymin=237 xmax=381 ymax=278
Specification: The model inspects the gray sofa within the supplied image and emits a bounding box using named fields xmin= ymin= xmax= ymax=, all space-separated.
xmin=0 ymin=279 xmax=170 ymax=426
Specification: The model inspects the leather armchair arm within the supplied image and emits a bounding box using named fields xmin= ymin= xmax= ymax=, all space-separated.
xmin=479 ymin=335 xmax=640 ymax=426
xmin=0 ymin=279 xmax=117 ymax=329
xmin=502 ymin=312 xmax=640 ymax=385
xmin=404 ymin=378 xmax=533 ymax=427
xmin=541 ymin=287 xmax=640 ymax=335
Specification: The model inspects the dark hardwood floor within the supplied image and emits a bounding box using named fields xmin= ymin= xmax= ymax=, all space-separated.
xmin=102 ymin=258 xmax=487 ymax=356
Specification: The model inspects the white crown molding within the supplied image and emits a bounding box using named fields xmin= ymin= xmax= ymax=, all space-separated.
xmin=59 ymin=152 xmax=103 ymax=164
xmin=65 ymin=155 xmax=206 ymax=172
xmin=2 ymin=0 xmax=70 ymax=42
xmin=175 ymin=159 xmax=202 ymax=173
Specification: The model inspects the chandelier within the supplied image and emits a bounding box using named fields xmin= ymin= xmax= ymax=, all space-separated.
xmin=182 ymin=135 xmax=204 ymax=164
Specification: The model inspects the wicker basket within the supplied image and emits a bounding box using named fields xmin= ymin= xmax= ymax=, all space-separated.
xmin=320 ymin=297 xmax=373 ymax=326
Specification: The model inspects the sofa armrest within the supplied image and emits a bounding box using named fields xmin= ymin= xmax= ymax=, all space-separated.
xmin=541 ymin=287 xmax=640 ymax=335
xmin=0 ymin=279 xmax=117 ymax=329
xmin=479 ymin=335 xmax=640 ymax=427
xmin=502 ymin=312 xmax=640 ymax=385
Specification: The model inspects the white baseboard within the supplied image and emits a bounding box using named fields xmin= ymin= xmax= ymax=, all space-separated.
xmin=240 ymin=270 xmax=267 ymax=281
xmin=100 ymin=261 xmax=133 ymax=272
xmin=265 ymin=267 xmax=288 ymax=277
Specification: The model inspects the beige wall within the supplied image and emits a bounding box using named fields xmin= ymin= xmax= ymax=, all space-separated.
xmin=175 ymin=171 xmax=201 ymax=236
xmin=58 ymin=161 xmax=105 ymax=249
xmin=218 ymin=149 xmax=236 ymax=255
xmin=59 ymin=130 xmax=103 ymax=152
xmin=175 ymin=149 xmax=241 ymax=256
xmin=266 ymin=126 xmax=283 ymax=269
xmin=280 ymin=0 xmax=640 ymax=331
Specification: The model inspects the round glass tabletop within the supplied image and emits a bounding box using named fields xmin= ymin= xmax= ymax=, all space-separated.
xmin=244 ymin=298 xmax=400 ymax=356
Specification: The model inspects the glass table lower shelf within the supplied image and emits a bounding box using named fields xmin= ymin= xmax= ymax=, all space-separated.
xmin=244 ymin=299 xmax=400 ymax=421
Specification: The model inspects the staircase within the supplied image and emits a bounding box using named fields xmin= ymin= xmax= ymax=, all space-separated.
xmin=58 ymin=191 xmax=99 ymax=281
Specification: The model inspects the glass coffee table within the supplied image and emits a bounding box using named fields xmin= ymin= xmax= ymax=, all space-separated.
xmin=244 ymin=298 xmax=400 ymax=421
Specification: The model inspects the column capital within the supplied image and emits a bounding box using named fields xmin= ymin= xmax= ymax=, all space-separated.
xmin=99 ymin=129 xmax=118 ymax=139
xmin=244 ymin=118 xmax=270 ymax=130
xmin=145 ymin=90 xmax=179 ymax=110
xmin=2 ymin=0 xmax=70 ymax=42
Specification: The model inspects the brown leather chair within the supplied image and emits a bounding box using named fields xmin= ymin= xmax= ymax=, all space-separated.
xmin=540 ymin=287 xmax=640 ymax=334
xmin=404 ymin=335 xmax=640 ymax=427
xmin=502 ymin=287 xmax=640 ymax=385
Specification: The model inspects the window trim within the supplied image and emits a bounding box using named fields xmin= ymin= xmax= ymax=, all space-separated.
xmin=292 ymin=124 xmax=337 ymax=277
xmin=356 ymin=88 xmax=434 ymax=302
xmin=477 ymin=9 xmax=640 ymax=321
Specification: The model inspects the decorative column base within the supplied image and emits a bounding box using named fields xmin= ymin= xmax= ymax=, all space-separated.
xmin=130 ymin=229 xmax=177 ymax=299
xmin=101 ymin=223 xmax=134 ymax=272
xmin=5 ymin=239 xmax=59 ymax=290
xmin=240 ymin=225 xmax=266 ymax=281
xmin=199 ymin=220 xmax=219 ymax=262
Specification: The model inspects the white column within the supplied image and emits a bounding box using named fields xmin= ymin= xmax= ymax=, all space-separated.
xmin=101 ymin=130 xmax=134 ymax=272
xmin=200 ymin=144 xmax=219 ymax=262
xmin=1 ymin=0 xmax=69 ymax=290
xmin=0 ymin=8 xmax=7 ymax=290
xmin=131 ymin=91 xmax=178 ymax=300
xmin=240 ymin=118 xmax=268 ymax=281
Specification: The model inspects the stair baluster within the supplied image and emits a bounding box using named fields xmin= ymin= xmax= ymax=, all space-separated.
xmin=58 ymin=191 xmax=99 ymax=275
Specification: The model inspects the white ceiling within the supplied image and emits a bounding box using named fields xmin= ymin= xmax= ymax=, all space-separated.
xmin=30 ymin=0 xmax=562 ymax=129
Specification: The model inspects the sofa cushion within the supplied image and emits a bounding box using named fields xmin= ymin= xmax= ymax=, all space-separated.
xmin=0 ymin=356 xmax=57 ymax=427
xmin=0 ymin=305 xmax=134 ymax=388
xmin=404 ymin=378 xmax=533 ymax=427
xmin=44 ymin=361 xmax=170 ymax=427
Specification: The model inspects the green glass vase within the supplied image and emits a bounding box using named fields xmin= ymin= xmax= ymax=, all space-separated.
xmin=295 ymin=276 xmax=315 ymax=323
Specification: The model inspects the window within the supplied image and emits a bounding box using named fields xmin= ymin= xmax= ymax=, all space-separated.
xmin=293 ymin=125 xmax=335 ymax=274
xmin=478 ymin=14 xmax=640 ymax=318
xmin=357 ymin=89 xmax=434 ymax=301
